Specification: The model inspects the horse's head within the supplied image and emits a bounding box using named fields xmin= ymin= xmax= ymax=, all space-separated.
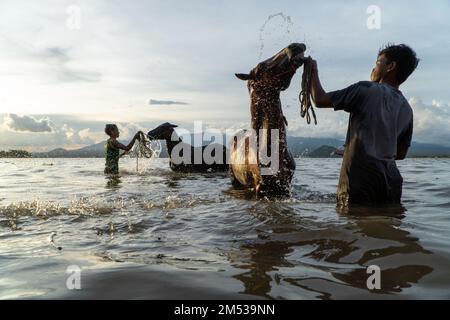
xmin=147 ymin=122 xmax=178 ymax=140
xmin=235 ymin=43 xmax=306 ymax=92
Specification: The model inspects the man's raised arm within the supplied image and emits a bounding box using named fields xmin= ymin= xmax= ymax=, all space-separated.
xmin=310 ymin=59 xmax=334 ymax=108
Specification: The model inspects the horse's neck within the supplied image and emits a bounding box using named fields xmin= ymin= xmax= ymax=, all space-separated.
xmin=250 ymin=92 xmax=288 ymax=155
xmin=250 ymin=91 xmax=284 ymax=130
xmin=165 ymin=131 xmax=182 ymax=156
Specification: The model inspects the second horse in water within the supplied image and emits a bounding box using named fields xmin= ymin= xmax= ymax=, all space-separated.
xmin=147 ymin=122 xmax=228 ymax=173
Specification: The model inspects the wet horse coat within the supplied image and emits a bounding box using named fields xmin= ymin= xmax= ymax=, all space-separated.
xmin=230 ymin=43 xmax=307 ymax=195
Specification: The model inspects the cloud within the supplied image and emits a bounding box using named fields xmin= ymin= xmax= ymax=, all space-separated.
xmin=61 ymin=123 xmax=75 ymax=139
xmin=3 ymin=95 xmax=450 ymax=152
xmin=149 ymin=99 xmax=189 ymax=106
xmin=277 ymin=96 xmax=450 ymax=147
xmin=64 ymin=127 xmax=104 ymax=145
xmin=409 ymin=97 xmax=450 ymax=146
xmin=116 ymin=123 xmax=146 ymax=140
xmin=39 ymin=46 xmax=102 ymax=83
xmin=0 ymin=112 xmax=173 ymax=151
xmin=59 ymin=124 xmax=101 ymax=144
xmin=0 ymin=114 xmax=108 ymax=150
xmin=3 ymin=114 xmax=55 ymax=133
xmin=1 ymin=0 xmax=449 ymax=124
xmin=42 ymin=47 xmax=70 ymax=64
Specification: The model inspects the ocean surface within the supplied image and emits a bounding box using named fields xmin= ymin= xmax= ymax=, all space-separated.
xmin=1 ymin=157 xmax=449 ymax=299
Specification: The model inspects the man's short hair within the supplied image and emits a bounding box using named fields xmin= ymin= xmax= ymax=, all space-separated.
xmin=105 ymin=124 xmax=118 ymax=136
xmin=379 ymin=44 xmax=419 ymax=84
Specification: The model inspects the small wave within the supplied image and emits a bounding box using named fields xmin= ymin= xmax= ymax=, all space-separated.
xmin=429 ymin=202 xmax=450 ymax=209
xmin=141 ymin=194 xmax=226 ymax=211
xmin=31 ymin=169 xmax=46 ymax=173
xmin=291 ymin=185 xmax=336 ymax=203
xmin=115 ymin=166 xmax=172 ymax=177
xmin=95 ymin=219 xmax=149 ymax=236
xmin=5 ymin=173 xmax=27 ymax=177
xmin=299 ymin=192 xmax=336 ymax=203
xmin=95 ymin=250 xmax=218 ymax=270
xmin=78 ymin=170 xmax=103 ymax=176
xmin=0 ymin=197 xmax=127 ymax=219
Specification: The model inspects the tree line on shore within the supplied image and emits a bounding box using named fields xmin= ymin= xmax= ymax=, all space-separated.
xmin=0 ymin=150 xmax=32 ymax=158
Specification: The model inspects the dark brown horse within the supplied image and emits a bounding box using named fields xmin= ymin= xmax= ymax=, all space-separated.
xmin=230 ymin=43 xmax=307 ymax=195
xmin=147 ymin=122 xmax=228 ymax=173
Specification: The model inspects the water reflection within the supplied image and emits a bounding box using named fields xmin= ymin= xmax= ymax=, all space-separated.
xmin=337 ymin=202 xmax=406 ymax=217
xmin=331 ymin=204 xmax=433 ymax=296
xmin=105 ymin=175 xmax=122 ymax=190
xmin=166 ymin=174 xmax=182 ymax=189
xmin=166 ymin=172 xmax=229 ymax=189
xmin=229 ymin=202 xmax=433 ymax=299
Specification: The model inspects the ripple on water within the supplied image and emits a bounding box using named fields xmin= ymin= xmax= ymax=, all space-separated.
xmin=1 ymin=158 xmax=450 ymax=299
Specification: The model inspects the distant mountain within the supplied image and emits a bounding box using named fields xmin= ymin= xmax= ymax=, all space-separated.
xmin=32 ymin=141 xmax=169 ymax=158
xmin=33 ymin=142 xmax=106 ymax=158
xmin=307 ymin=145 xmax=340 ymax=158
xmin=301 ymin=141 xmax=450 ymax=158
xmin=408 ymin=142 xmax=450 ymax=157
xmin=287 ymin=136 xmax=344 ymax=157
xmin=31 ymin=136 xmax=450 ymax=158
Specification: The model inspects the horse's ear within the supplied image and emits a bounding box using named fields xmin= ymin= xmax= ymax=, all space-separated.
xmin=235 ymin=73 xmax=253 ymax=81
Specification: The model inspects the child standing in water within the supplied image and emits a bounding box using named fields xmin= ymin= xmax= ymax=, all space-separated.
xmin=104 ymin=124 xmax=143 ymax=174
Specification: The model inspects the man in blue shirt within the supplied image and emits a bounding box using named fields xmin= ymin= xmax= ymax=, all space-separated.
xmin=310 ymin=44 xmax=419 ymax=206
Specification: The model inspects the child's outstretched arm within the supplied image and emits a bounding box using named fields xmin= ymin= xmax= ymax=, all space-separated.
xmin=111 ymin=131 xmax=143 ymax=152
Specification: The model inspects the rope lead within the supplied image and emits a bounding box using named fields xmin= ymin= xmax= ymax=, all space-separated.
xmin=131 ymin=132 xmax=161 ymax=172
xmin=299 ymin=57 xmax=317 ymax=125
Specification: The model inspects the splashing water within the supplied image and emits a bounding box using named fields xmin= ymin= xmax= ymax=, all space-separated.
xmin=259 ymin=12 xmax=296 ymax=59
xmin=128 ymin=132 xmax=162 ymax=173
xmin=0 ymin=197 xmax=127 ymax=219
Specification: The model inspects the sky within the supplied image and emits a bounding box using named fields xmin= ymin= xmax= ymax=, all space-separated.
xmin=0 ymin=0 xmax=449 ymax=151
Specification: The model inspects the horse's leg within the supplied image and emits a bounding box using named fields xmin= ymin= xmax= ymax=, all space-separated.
xmin=230 ymin=169 xmax=244 ymax=187
xmin=229 ymin=134 xmax=245 ymax=188
xmin=255 ymin=183 xmax=262 ymax=197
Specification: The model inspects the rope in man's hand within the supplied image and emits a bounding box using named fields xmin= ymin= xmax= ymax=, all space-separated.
xmin=299 ymin=56 xmax=317 ymax=125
